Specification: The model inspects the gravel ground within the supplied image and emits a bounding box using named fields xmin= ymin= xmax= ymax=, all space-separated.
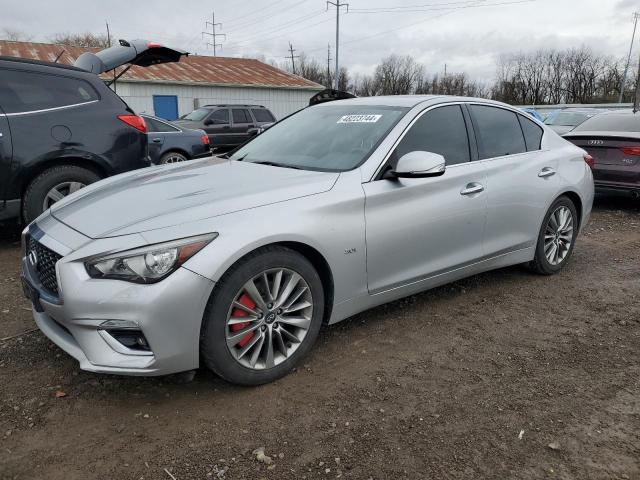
xmin=0 ymin=195 xmax=639 ymax=480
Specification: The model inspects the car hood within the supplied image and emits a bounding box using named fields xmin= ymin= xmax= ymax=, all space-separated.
xmin=50 ymin=158 xmax=339 ymax=238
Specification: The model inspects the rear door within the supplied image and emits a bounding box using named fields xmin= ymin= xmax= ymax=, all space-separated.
xmin=0 ymin=105 xmax=12 ymax=203
xmin=204 ymin=108 xmax=232 ymax=147
xmin=230 ymin=108 xmax=255 ymax=145
xmin=471 ymin=104 xmax=558 ymax=257
xmin=566 ymin=135 xmax=640 ymax=188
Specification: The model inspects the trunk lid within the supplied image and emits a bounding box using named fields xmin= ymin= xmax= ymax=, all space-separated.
xmin=74 ymin=39 xmax=187 ymax=74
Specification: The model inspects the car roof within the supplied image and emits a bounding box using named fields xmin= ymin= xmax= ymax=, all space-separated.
xmin=0 ymin=55 xmax=86 ymax=72
xmin=312 ymin=95 xmax=515 ymax=109
xmin=202 ymin=104 xmax=267 ymax=108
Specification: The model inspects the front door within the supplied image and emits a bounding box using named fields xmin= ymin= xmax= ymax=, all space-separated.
xmin=153 ymin=95 xmax=179 ymax=120
xmin=363 ymin=104 xmax=487 ymax=293
xmin=204 ymin=108 xmax=232 ymax=148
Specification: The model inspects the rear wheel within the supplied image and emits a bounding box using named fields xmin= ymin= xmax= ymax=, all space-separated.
xmin=160 ymin=151 xmax=188 ymax=164
xmin=529 ymin=196 xmax=578 ymax=275
xmin=200 ymin=246 xmax=324 ymax=385
xmin=22 ymin=165 xmax=100 ymax=223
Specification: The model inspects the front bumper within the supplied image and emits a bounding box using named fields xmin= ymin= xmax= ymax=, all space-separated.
xmin=21 ymin=220 xmax=215 ymax=376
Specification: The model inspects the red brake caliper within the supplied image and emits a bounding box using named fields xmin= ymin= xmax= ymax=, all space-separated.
xmin=230 ymin=293 xmax=255 ymax=348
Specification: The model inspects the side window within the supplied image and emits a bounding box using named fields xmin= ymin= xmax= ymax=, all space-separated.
xmin=145 ymin=117 xmax=179 ymax=133
xmin=390 ymin=105 xmax=471 ymax=167
xmin=232 ymin=109 xmax=250 ymax=124
xmin=517 ymin=114 xmax=543 ymax=151
xmin=0 ymin=69 xmax=99 ymax=114
xmin=470 ymin=105 xmax=526 ymax=159
xmin=208 ymin=109 xmax=229 ymax=125
xmin=251 ymin=108 xmax=275 ymax=122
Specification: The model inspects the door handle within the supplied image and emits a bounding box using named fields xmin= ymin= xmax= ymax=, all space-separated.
xmin=151 ymin=138 xmax=162 ymax=143
xmin=222 ymin=125 xmax=231 ymax=130
xmin=460 ymin=182 xmax=485 ymax=196
xmin=538 ymin=167 xmax=556 ymax=178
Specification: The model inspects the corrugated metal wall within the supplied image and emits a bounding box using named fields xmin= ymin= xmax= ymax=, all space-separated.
xmin=113 ymin=82 xmax=321 ymax=120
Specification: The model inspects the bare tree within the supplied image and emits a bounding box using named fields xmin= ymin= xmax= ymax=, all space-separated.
xmin=50 ymin=32 xmax=110 ymax=48
xmin=1 ymin=28 xmax=33 ymax=41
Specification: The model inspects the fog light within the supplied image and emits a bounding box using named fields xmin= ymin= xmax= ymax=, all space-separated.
xmin=108 ymin=330 xmax=151 ymax=352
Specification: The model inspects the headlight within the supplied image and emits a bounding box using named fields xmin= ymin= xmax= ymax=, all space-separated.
xmin=85 ymin=233 xmax=217 ymax=284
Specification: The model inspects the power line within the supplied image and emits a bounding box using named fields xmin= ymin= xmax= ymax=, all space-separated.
xmin=286 ymin=42 xmax=300 ymax=74
xmin=349 ymin=0 xmax=536 ymax=14
xmin=327 ymin=0 xmax=349 ymax=90
xmin=222 ymin=0 xmax=290 ymax=27
xmin=620 ymin=12 xmax=640 ymax=103
xmin=349 ymin=0 xmax=484 ymax=12
xmin=224 ymin=0 xmax=310 ymax=33
xmin=202 ymin=11 xmax=226 ymax=56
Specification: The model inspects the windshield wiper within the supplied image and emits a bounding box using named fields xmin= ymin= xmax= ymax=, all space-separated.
xmin=251 ymin=161 xmax=302 ymax=170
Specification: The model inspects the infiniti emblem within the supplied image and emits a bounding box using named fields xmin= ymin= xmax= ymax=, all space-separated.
xmin=265 ymin=312 xmax=277 ymax=324
xmin=28 ymin=250 xmax=38 ymax=269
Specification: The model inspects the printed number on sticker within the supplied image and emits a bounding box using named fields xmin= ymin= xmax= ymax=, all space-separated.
xmin=337 ymin=114 xmax=382 ymax=124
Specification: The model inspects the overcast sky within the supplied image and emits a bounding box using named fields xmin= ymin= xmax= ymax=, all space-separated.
xmin=3 ymin=0 xmax=638 ymax=81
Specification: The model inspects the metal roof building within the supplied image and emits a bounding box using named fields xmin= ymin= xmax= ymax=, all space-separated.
xmin=0 ymin=40 xmax=324 ymax=120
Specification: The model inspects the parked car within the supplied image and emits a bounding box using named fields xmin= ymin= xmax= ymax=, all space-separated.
xmin=520 ymin=108 xmax=544 ymax=122
xmin=544 ymin=108 xmax=603 ymax=135
xmin=141 ymin=114 xmax=211 ymax=164
xmin=0 ymin=40 xmax=186 ymax=223
xmin=174 ymin=105 xmax=276 ymax=151
xmin=21 ymin=96 xmax=593 ymax=385
xmin=564 ymin=110 xmax=640 ymax=197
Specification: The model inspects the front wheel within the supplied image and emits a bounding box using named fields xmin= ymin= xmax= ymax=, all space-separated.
xmin=529 ymin=196 xmax=578 ymax=275
xmin=200 ymin=246 xmax=324 ymax=385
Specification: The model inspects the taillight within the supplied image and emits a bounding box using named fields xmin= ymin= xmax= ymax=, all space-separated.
xmin=201 ymin=134 xmax=210 ymax=145
xmin=621 ymin=146 xmax=640 ymax=156
xmin=117 ymin=115 xmax=147 ymax=133
xmin=147 ymin=42 xmax=163 ymax=48
xmin=584 ymin=154 xmax=594 ymax=168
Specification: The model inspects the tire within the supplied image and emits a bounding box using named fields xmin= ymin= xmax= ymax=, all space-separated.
xmin=529 ymin=195 xmax=578 ymax=275
xmin=200 ymin=246 xmax=325 ymax=386
xmin=160 ymin=151 xmax=188 ymax=164
xmin=22 ymin=165 xmax=100 ymax=223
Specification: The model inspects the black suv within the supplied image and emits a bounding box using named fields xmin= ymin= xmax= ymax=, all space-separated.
xmin=0 ymin=40 xmax=186 ymax=223
xmin=175 ymin=105 xmax=276 ymax=150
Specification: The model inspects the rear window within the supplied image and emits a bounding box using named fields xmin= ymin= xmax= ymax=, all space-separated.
xmin=0 ymin=69 xmax=99 ymax=114
xmin=251 ymin=108 xmax=275 ymax=123
xmin=545 ymin=112 xmax=590 ymax=127
xmin=573 ymin=113 xmax=640 ymax=133
xmin=517 ymin=114 xmax=543 ymax=151
xmin=470 ymin=105 xmax=526 ymax=159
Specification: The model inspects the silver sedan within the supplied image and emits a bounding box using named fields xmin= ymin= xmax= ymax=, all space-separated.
xmin=21 ymin=96 xmax=594 ymax=385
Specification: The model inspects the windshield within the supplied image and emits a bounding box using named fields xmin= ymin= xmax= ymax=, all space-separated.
xmin=573 ymin=113 xmax=640 ymax=133
xmin=544 ymin=111 xmax=591 ymax=127
xmin=228 ymin=105 xmax=408 ymax=172
xmin=183 ymin=108 xmax=211 ymax=121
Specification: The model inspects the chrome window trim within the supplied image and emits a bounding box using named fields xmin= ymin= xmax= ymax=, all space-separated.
xmin=0 ymin=100 xmax=100 ymax=117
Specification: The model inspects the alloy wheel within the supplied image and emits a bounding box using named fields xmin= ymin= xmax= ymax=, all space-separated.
xmin=225 ymin=268 xmax=313 ymax=370
xmin=42 ymin=181 xmax=86 ymax=210
xmin=162 ymin=154 xmax=187 ymax=164
xmin=544 ymin=205 xmax=574 ymax=265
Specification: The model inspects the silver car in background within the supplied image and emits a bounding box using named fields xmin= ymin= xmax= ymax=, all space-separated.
xmin=21 ymin=96 xmax=594 ymax=385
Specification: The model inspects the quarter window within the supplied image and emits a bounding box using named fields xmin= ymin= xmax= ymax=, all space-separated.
xmin=518 ymin=114 xmax=543 ymax=151
xmin=0 ymin=69 xmax=99 ymax=114
xmin=470 ymin=105 xmax=526 ymax=159
xmin=232 ymin=109 xmax=250 ymax=124
xmin=144 ymin=117 xmax=179 ymax=133
xmin=251 ymin=108 xmax=275 ymax=122
xmin=390 ymin=105 xmax=471 ymax=166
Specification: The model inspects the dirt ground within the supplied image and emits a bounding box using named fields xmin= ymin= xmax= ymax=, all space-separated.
xmin=0 ymin=195 xmax=639 ymax=480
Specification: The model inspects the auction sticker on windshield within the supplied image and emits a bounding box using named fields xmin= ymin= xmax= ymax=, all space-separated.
xmin=337 ymin=114 xmax=382 ymax=123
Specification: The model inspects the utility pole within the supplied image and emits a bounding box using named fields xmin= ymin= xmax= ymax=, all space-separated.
xmin=327 ymin=43 xmax=332 ymax=88
xmin=202 ymin=11 xmax=226 ymax=56
xmin=327 ymin=0 xmax=349 ymax=90
xmin=620 ymin=12 xmax=640 ymax=103
xmin=633 ymin=47 xmax=640 ymax=113
xmin=286 ymin=42 xmax=300 ymax=75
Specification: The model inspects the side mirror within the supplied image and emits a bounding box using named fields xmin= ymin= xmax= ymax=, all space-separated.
xmin=203 ymin=119 xmax=213 ymax=126
xmin=389 ymin=151 xmax=446 ymax=179
xmin=247 ymin=127 xmax=261 ymax=137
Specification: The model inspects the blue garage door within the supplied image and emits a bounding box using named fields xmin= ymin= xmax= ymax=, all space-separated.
xmin=153 ymin=95 xmax=178 ymax=120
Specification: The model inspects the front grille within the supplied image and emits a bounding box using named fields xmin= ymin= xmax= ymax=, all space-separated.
xmin=27 ymin=238 xmax=62 ymax=295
